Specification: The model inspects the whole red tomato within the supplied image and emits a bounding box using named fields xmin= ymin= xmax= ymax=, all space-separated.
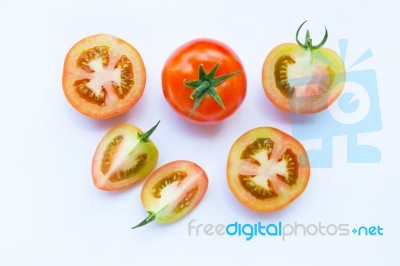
xmin=162 ymin=38 xmax=247 ymax=124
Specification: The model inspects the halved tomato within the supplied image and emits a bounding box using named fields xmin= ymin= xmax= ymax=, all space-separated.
xmin=262 ymin=21 xmax=346 ymax=113
xmin=63 ymin=34 xmax=146 ymax=119
xmin=132 ymin=160 xmax=208 ymax=228
xmin=227 ymin=127 xmax=310 ymax=212
xmin=92 ymin=122 xmax=159 ymax=191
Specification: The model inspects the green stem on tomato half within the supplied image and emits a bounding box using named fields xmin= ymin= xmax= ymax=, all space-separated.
xmin=137 ymin=120 xmax=160 ymax=142
xmin=296 ymin=20 xmax=328 ymax=50
xmin=184 ymin=63 xmax=241 ymax=117
xmin=295 ymin=20 xmax=328 ymax=65
xmin=127 ymin=120 xmax=160 ymax=156
xmin=131 ymin=211 xmax=157 ymax=229
xmin=131 ymin=205 xmax=168 ymax=229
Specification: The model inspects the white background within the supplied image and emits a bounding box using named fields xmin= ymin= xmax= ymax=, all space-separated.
xmin=1 ymin=0 xmax=399 ymax=265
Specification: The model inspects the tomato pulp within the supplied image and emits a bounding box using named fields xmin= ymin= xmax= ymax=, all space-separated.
xmin=63 ymin=34 xmax=146 ymax=119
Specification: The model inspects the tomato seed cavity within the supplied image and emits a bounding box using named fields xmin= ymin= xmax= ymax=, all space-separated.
xmin=241 ymin=138 xmax=274 ymax=162
xmin=274 ymin=55 xmax=295 ymax=98
xmin=74 ymin=79 xmax=107 ymax=106
xmin=101 ymin=135 xmax=123 ymax=174
xmin=114 ymin=55 xmax=134 ymax=99
xmin=75 ymin=46 xmax=134 ymax=105
xmin=152 ymin=171 xmax=187 ymax=198
xmin=238 ymin=138 xmax=299 ymax=199
xmin=276 ymin=149 xmax=298 ymax=185
xmin=173 ymin=186 xmax=199 ymax=214
xmin=77 ymin=46 xmax=110 ymax=73
xmin=109 ymin=154 xmax=148 ymax=183
xmin=239 ymin=175 xmax=278 ymax=199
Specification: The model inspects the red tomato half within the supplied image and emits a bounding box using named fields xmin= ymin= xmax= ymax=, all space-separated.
xmin=63 ymin=34 xmax=146 ymax=119
xmin=262 ymin=22 xmax=346 ymax=113
xmin=162 ymin=38 xmax=247 ymax=124
xmin=92 ymin=122 xmax=159 ymax=191
xmin=132 ymin=160 xmax=208 ymax=228
xmin=227 ymin=127 xmax=310 ymax=212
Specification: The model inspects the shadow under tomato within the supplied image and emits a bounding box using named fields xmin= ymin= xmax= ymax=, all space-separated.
xmin=66 ymin=99 xmax=147 ymax=132
xmin=167 ymin=111 xmax=226 ymax=139
xmin=224 ymin=188 xmax=303 ymax=221
xmin=90 ymin=178 xmax=144 ymax=198
xmin=255 ymin=87 xmax=321 ymax=126
xmin=255 ymin=88 xmax=291 ymax=125
xmin=289 ymin=112 xmax=319 ymax=125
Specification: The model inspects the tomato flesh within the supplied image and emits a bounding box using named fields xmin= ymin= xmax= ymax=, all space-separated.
xmin=92 ymin=123 xmax=158 ymax=191
xmin=227 ymin=127 xmax=310 ymax=212
xmin=139 ymin=160 xmax=208 ymax=224
xmin=63 ymin=34 xmax=146 ymax=119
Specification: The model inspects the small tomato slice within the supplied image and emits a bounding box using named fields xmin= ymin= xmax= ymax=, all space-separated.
xmin=262 ymin=21 xmax=346 ymax=113
xmin=92 ymin=122 xmax=159 ymax=191
xmin=227 ymin=127 xmax=310 ymax=212
xmin=132 ymin=160 xmax=208 ymax=228
xmin=162 ymin=38 xmax=246 ymax=124
xmin=63 ymin=34 xmax=146 ymax=119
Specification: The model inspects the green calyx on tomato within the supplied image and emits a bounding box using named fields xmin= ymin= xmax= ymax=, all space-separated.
xmin=131 ymin=206 xmax=168 ymax=229
xmin=91 ymin=121 xmax=160 ymax=191
xmin=295 ymin=20 xmax=328 ymax=50
xmin=274 ymin=21 xmax=329 ymax=99
xmin=136 ymin=120 xmax=160 ymax=143
xmin=162 ymin=38 xmax=247 ymax=124
xmin=184 ymin=63 xmax=240 ymax=117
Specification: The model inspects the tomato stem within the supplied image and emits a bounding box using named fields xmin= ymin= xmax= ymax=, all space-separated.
xmin=184 ymin=63 xmax=241 ymax=117
xmin=131 ymin=211 xmax=156 ymax=229
xmin=138 ymin=120 xmax=160 ymax=142
xmin=132 ymin=205 xmax=168 ymax=229
xmin=190 ymin=81 xmax=210 ymax=99
xmin=296 ymin=20 xmax=328 ymax=50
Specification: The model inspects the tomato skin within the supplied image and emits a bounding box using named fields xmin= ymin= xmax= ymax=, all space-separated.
xmin=227 ymin=127 xmax=310 ymax=212
xmin=63 ymin=34 xmax=146 ymax=119
xmin=162 ymin=38 xmax=246 ymax=124
xmin=92 ymin=123 xmax=158 ymax=191
xmin=140 ymin=160 xmax=208 ymax=224
xmin=262 ymin=42 xmax=345 ymax=114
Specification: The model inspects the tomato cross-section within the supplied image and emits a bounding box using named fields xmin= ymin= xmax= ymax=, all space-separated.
xmin=92 ymin=122 xmax=159 ymax=191
xmin=63 ymin=34 xmax=146 ymax=119
xmin=132 ymin=160 xmax=208 ymax=228
xmin=227 ymin=127 xmax=310 ymax=212
xmin=262 ymin=21 xmax=346 ymax=113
